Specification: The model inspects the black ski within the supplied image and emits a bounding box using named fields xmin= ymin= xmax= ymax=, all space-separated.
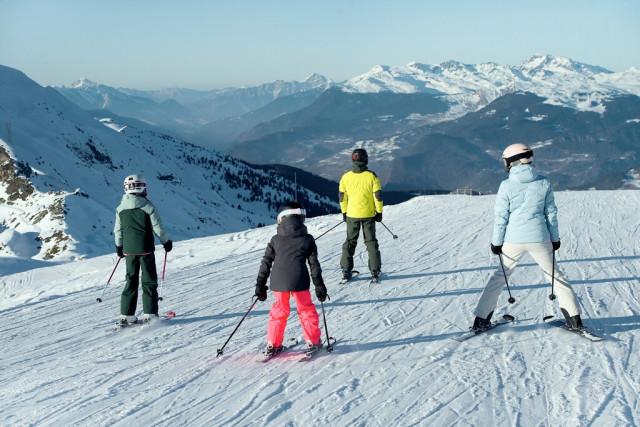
xmin=452 ymin=314 xmax=514 ymax=342
xmin=543 ymin=316 xmax=604 ymax=342
xmin=258 ymin=338 xmax=300 ymax=363
xmin=299 ymin=337 xmax=337 ymax=361
xmin=339 ymin=270 xmax=360 ymax=284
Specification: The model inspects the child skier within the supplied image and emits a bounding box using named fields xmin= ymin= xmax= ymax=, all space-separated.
xmin=254 ymin=202 xmax=328 ymax=356
xmin=114 ymin=174 xmax=172 ymax=325
xmin=472 ymin=143 xmax=586 ymax=331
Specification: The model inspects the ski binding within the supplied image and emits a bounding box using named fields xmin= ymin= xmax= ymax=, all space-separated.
xmin=543 ymin=316 xmax=604 ymax=342
xmin=452 ymin=314 xmax=514 ymax=342
xmin=339 ymin=270 xmax=360 ymax=284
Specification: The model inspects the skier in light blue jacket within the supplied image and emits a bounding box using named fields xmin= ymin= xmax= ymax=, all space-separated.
xmin=472 ymin=143 xmax=584 ymax=331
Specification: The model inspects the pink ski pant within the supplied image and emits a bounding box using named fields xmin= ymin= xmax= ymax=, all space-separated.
xmin=474 ymin=242 xmax=581 ymax=319
xmin=267 ymin=290 xmax=321 ymax=347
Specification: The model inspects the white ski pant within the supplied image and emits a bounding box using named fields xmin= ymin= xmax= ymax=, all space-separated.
xmin=474 ymin=242 xmax=581 ymax=319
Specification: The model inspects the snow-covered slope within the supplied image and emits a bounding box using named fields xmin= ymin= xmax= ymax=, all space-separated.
xmin=1 ymin=191 xmax=639 ymax=425
xmin=343 ymin=54 xmax=640 ymax=114
xmin=0 ymin=65 xmax=335 ymax=262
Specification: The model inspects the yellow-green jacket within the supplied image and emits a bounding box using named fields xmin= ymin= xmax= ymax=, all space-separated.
xmin=339 ymin=162 xmax=383 ymax=218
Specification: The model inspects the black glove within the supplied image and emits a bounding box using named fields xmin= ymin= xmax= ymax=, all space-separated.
xmin=490 ymin=244 xmax=502 ymax=255
xmin=116 ymin=246 xmax=124 ymax=258
xmin=342 ymin=213 xmax=347 ymax=222
xmin=552 ymin=240 xmax=561 ymax=251
xmin=163 ymin=240 xmax=173 ymax=252
xmin=315 ymin=283 xmax=328 ymax=302
xmin=375 ymin=212 xmax=382 ymax=222
xmin=254 ymin=284 xmax=268 ymax=301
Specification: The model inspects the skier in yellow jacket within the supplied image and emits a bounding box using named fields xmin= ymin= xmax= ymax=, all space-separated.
xmin=339 ymin=148 xmax=383 ymax=282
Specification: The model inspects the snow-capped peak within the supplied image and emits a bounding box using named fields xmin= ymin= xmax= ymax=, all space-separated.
xmin=70 ymin=78 xmax=99 ymax=89
xmin=342 ymin=54 xmax=640 ymax=113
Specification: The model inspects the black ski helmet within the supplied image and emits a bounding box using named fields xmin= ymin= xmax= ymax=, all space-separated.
xmin=351 ymin=148 xmax=368 ymax=165
xmin=277 ymin=201 xmax=306 ymax=223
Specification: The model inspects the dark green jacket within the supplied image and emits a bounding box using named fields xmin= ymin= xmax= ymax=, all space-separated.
xmin=114 ymin=194 xmax=170 ymax=255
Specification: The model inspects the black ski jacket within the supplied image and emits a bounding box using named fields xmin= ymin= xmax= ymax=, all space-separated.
xmin=257 ymin=217 xmax=324 ymax=292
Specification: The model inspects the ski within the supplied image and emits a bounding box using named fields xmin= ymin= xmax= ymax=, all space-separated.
xmin=543 ymin=316 xmax=604 ymax=342
xmin=299 ymin=337 xmax=337 ymax=361
xmin=339 ymin=270 xmax=360 ymax=284
xmin=258 ymin=337 xmax=300 ymax=363
xmin=113 ymin=311 xmax=176 ymax=330
xmin=452 ymin=314 xmax=514 ymax=342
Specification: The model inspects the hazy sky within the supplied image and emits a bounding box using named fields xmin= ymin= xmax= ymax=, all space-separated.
xmin=1 ymin=0 xmax=638 ymax=90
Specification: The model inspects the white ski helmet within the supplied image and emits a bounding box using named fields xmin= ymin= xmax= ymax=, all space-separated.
xmin=277 ymin=201 xmax=306 ymax=224
xmin=123 ymin=174 xmax=147 ymax=195
xmin=502 ymin=143 xmax=533 ymax=168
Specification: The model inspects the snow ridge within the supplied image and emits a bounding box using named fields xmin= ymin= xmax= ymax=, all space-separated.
xmin=342 ymin=54 xmax=640 ymax=113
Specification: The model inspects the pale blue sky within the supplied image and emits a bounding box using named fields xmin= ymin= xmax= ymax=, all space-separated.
xmin=1 ymin=0 xmax=638 ymax=90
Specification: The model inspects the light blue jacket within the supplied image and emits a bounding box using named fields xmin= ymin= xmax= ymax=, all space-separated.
xmin=491 ymin=163 xmax=559 ymax=246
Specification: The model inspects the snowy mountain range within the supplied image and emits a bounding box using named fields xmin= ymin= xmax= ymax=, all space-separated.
xmin=2 ymin=190 xmax=640 ymax=425
xmin=54 ymin=54 xmax=640 ymax=193
xmin=0 ymin=65 xmax=336 ymax=263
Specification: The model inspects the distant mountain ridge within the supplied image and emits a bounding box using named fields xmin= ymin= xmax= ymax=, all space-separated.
xmin=0 ymin=65 xmax=336 ymax=261
xmin=51 ymin=54 xmax=640 ymax=193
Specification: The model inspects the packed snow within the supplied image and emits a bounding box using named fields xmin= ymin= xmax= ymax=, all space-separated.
xmin=1 ymin=190 xmax=640 ymax=425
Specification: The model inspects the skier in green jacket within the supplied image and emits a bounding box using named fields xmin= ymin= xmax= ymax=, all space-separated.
xmin=114 ymin=174 xmax=172 ymax=325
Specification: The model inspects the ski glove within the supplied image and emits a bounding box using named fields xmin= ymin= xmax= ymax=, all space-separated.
xmin=254 ymin=284 xmax=268 ymax=301
xmin=342 ymin=213 xmax=347 ymax=222
xmin=375 ymin=212 xmax=382 ymax=222
xmin=552 ymin=240 xmax=561 ymax=251
xmin=116 ymin=246 xmax=124 ymax=258
xmin=163 ymin=240 xmax=173 ymax=252
xmin=490 ymin=244 xmax=502 ymax=255
xmin=315 ymin=283 xmax=328 ymax=302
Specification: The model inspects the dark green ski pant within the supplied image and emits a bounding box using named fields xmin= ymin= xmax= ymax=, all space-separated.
xmin=121 ymin=252 xmax=158 ymax=315
xmin=340 ymin=217 xmax=381 ymax=273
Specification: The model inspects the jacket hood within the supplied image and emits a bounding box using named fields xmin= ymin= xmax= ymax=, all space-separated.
xmin=351 ymin=162 xmax=368 ymax=173
xmin=118 ymin=193 xmax=149 ymax=209
xmin=277 ymin=216 xmax=308 ymax=237
xmin=508 ymin=163 xmax=538 ymax=184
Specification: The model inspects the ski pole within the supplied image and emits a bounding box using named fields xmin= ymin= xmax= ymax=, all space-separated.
xmin=549 ymin=249 xmax=557 ymax=301
xmin=498 ymin=253 xmax=516 ymax=304
xmin=96 ymin=257 xmax=122 ymax=303
xmin=159 ymin=251 xmax=167 ymax=301
xmin=380 ymin=221 xmax=398 ymax=239
xmin=319 ymin=300 xmax=335 ymax=353
xmin=315 ymin=220 xmax=344 ymax=240
xmin=216 ymin=298 xmax=259 ymax=357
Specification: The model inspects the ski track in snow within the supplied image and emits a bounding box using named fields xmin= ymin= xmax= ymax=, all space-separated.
xmin=1 ymin=191 xmax=640 ymax=425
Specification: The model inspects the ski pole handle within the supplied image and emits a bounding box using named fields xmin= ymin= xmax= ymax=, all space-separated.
xmin=96 ymin=257 xmax=122 ymax=303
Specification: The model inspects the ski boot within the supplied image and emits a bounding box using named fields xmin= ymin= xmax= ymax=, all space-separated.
xmin=472 ymin=311 xmax=493 ymax=331
xmin=118 ymin=315 xmax=138 ymax=326
xmin=264 ymin=343 xmax=284 ymax=357
xmin=142 ymin=313 xmax=159 ymax=324
xmin=370 ymin=270 xmax=381 ymax=283
xmin=564 ymin=313 xmax=585 ymax=331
